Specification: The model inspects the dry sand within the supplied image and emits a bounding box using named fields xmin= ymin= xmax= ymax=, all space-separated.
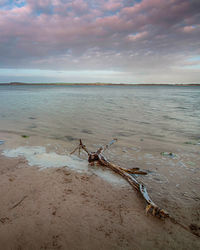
xmin=0 ymin=132 xmax=200 ymax=249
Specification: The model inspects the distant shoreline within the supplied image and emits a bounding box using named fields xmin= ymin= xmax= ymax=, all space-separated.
xmin=0 ymin=82 xmax=200 ymax=86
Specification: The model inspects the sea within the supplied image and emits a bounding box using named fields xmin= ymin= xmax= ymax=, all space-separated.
xmin=0 ymin=85 xmax=199 ymax=145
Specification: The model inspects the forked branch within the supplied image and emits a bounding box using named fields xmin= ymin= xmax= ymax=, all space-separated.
xmin=70 ymin=139 xmax=200 ymax=237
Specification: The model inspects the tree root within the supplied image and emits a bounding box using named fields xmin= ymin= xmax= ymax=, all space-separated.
xmin=71 ymin=139 xmax=200 ymax=238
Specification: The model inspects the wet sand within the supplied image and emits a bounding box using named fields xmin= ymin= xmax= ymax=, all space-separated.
xmin=0 ymin=132 xmax=200 ymax=249
xmin=0 ymin=154 xmax=200 ymax=250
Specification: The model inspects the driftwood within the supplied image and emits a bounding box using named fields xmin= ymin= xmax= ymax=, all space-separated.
xmin=71 ymin=139 xmax=200 ymax=237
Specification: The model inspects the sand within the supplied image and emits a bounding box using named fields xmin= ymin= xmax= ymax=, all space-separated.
xmin=0 ymin=133 xmax=200 ymax=249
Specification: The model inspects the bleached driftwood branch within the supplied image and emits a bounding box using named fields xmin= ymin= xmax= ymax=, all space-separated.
xmin=71 ymin=139 xmax=200 ymax=237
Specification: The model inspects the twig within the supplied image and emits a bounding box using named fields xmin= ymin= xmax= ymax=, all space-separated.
xmin=97 ymin=138 xmax=118 ymax=154
xmin=10 ymin=195 xmax=28 ymax=210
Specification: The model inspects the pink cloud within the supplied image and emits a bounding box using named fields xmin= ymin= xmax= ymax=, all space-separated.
xmin=0 ymin=0 xmax=199 ymax=45
xmin=182 ymin=25 xmax=197 ymax=33
xmin=127 ymin=31 xmax=148 ymax=41
xmin=120 ymin=0 xmax=197 ymax=28
xmin=103 ymin=0 xmax=122 ymax=12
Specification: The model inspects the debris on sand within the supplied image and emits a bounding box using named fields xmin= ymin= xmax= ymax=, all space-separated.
xmin=0 ymin=140 xmax=5 ymax=145
xmin=21 ymin=135 xmax=29 ymax=138
xmin=160 ymin=152 xmax=176 ymax=158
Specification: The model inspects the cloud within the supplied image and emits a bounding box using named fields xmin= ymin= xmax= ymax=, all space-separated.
xmin=182 ymin=25 xmax=197 ymax=33
xmin=128 ymin=31 xmax=148 ymax=41
xmin=0 ymin=0 xmax=200 ymax=83
xmin=103 ymin=0 xmax=122 ymax=12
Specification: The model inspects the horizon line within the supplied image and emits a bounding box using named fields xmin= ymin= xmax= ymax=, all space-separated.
xmin=0 ymin=82 xmax=200 ymax=86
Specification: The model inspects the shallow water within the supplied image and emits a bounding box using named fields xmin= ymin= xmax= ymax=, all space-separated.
xmin=0 ymin=85 xmax=200 ymax=145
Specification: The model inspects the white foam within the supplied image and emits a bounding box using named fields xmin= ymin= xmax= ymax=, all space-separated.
xmin=89 ymin=166 xmax=128 ymax=186
xmin=2 ymin=146 xmax=128 ymax=186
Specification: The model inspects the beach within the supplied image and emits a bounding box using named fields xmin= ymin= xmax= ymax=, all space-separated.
xmin=1 ymin=0 xmax=200 ymax=247
xmin=0 ymin=85 xmax=200 ymax=249
xmin=0 ymin=130 xmax=200 ymax=250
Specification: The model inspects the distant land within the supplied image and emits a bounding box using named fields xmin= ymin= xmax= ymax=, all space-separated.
xmin=0 ymin=82 xmax=200 ymax=86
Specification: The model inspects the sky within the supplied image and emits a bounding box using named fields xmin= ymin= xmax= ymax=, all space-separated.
xmin=0 ymin=0 xmax=200 ymax=84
